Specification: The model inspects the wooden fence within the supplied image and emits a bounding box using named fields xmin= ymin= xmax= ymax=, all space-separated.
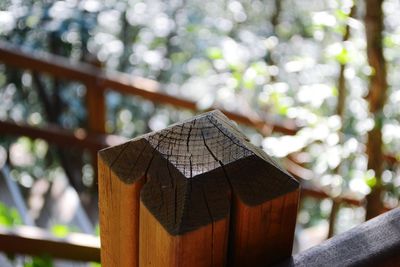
xmin=98 ymin=110 xmax=299 ymax=266
xmin=0 ymin=225 xmax=100 ymax=262
xmin=0 ymin=41 xmax=365 ymax=205
xmin=0 ymin=41 xmax=398 ymax=263
xmin=98 ymin=110 xmax=400 ymax=266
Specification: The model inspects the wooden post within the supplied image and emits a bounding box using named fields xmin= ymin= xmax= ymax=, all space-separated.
xmin=85 ymin=58 xmax=106 ymax=188
xmin=98 ymin=110 xmax=299 ymax=267
xmin=85 ymin=56 xmax=106 ymax=134
xmin=86 ymin=81 xmax=106 ymax=134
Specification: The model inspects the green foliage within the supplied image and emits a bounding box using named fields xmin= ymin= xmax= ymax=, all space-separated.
xmin=23 ymin=256 xmax=53 ymax=267
xmin=51 ymin=224 xmax=70 ymax=238
xmin=0 ymin=201 xmax=21 ymax=227
xmin=364 ymin=171 xmax=378 ymax=189
xmin=206 ymin=47 xmax=223 ymax=60
xmin=335 ymin=48 xmax=351 ymax=64
xmin=94 ymin=223 xmax=100 ymax=236
xmin=0 ymin=202 xmax=55 ymax=266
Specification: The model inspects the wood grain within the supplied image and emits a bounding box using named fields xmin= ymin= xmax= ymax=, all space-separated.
xmin=139 ymin=201 xmax=230 ymax=267
xmin=98 ymin=156 xmax=144 ymax=267
xmin=98 ymin=110 xmax=300 ymax=266
xmin=86 ymin=81 xmax=106 ymax=134
xmin=228 ymin=189 xmax=299 ymax=267
xmin=99 ymin=110 xmax=298 ymax=235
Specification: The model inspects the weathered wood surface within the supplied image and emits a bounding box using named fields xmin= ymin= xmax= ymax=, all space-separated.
xmin=0 ymin=225 xmax=100 ymax=262
xmin=275 ymin=208 xmax=400 ymax=267
xmin=229 ymin=189 xmax=299 ymax=267
xmin=99 ymin=110 xmax=299 ymax=266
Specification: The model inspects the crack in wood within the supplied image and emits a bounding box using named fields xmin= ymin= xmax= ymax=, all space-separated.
xmin=99 ymin=110 xmax=299 ymax=235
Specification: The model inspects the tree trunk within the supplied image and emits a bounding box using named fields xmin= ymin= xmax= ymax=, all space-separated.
xmin=364 ymin=0 xmax=387 ymax=220
xmin=327 ymin=4 xmax=356 ymax=238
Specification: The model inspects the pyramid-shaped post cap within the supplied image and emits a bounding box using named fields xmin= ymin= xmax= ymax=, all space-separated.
xmin=99 ymin=110 xmax=299 ymax=235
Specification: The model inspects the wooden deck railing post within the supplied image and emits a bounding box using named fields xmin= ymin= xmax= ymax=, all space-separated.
xmin=86 ymin=80 xmax=106 ymax=134
xmin=85 ymin=58 xmax=106 ymax=187
xmin=98 ymin=110 xmax=300 ymax=267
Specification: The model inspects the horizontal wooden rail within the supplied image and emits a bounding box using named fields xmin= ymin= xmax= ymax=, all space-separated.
xmin=0 ymin=41 xmax=298 ymax=135
xmin=0 ymin=120 xmax=126 ymax=151
xmin=276 ymin=208 xmax=400 ymax=267
xmin=0 ymin=120 xmax=365 ymax=208
xmin=300 ymin=185 xmax=364 ymax=207
xmin=0 ymin=225 xmax=100 ymax=262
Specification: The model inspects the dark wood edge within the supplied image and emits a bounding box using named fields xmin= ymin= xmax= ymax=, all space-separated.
xmin=0 ymin=225 xmax=100 ymax=262
xmin=275 ymin=208 xmax=400 ymax=267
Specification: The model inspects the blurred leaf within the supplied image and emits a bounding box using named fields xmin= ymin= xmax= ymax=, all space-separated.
xmin=335 ymin=48 xmax=350 ymax=64
xmin=383 ymin=36 xmax=396 ymax=48
xmin=365 ymin=176 xmax=377 ymax=189
xmin=24 ymin=255 xmax=53 ymax=267
xmin=94 ymin=223 xmax=100 ymax=236
xmin=0 ymin=202 xmax=22 ymax=227
xmin=331 ymin=86 xmax=338 ymax=97
xmin=51 ymin=224 xmax=70 ymax=238
xmin=206 ymin=47 xmax=223 ymax=60
xmin=334 ymin=9 xmax=348 ymax=21
xmin=243 ymin=78 xmax=255 ymax=90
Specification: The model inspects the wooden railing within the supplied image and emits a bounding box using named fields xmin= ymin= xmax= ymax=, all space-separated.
xmin=0 ymin=41 xmax=365 ymax=206
xmin=0 ymin=41 xmax=298 ymax=136
xmin=275 ymin=207 xmax=400 ymax=267
xmin=98 ymin=110 xmax=300 ymax=266
xmin=0 ymin=225 xmax=100 ymax=262
xmin=0 ymin=118 xmax=364 ymax=209
xmin=98 ymin=111 xmax=400 ymax=267
xmin=0 ymin=41 xmax=397 ymax=263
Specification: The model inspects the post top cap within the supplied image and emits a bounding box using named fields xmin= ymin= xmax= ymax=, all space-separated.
xmin=99 ymin=110 xmax=299 ymax=235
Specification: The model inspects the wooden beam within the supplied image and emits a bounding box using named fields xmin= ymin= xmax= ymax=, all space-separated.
xmin=0 ymin=120 xmax=363 ymax=209
xmin=0 ymin=225 xmax=100 ymax=262
xmin=285 ymin=157 xmax=366 ymax=207
xmin=0 ymin=120 xmax=125 ymax=151
xmin=98 ymin=110 xmax=299 ymax=266
xmin=276 ymin=208 xmax=400 ymax=267
xmin=0 ymin=41 xmax=298 ymax=135
xmin=300 ymin=185 xmax=364 ymax=207
xmin=86 ymin=83 xmax=106 ymax=134
xmin=0 ymin=41 xmax=97 ymax=83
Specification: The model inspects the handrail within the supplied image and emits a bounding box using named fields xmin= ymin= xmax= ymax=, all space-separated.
xmin=0 ymin=225 xmax=100 ymax=262
xmin=0 ymin=120 xmax=126 ymax=151
xmin=0 ymin=41 xmax=397 ymax=264
xmin=275 ymin=208 xmax=400 ymax=267
xmin=0 ymin=41 xmax=298 ymax=135
xmin=0 ymin=120 xmax=365 ymax=207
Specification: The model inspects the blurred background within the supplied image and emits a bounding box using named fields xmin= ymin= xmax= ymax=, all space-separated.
xmin=0 ymin=0 xmax=399 ymax=266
